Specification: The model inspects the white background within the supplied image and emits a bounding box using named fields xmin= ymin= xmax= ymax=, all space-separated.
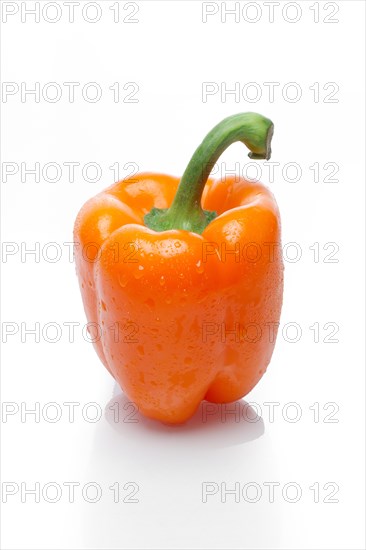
xmin=1 ymin=1 xmax=365 ymax=549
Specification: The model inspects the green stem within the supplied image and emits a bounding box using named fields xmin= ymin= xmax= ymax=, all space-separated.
xmin=144 ymin=112 xmax=274 ymax=234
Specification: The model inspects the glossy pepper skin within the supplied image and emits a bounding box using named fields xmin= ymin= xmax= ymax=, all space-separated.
xmin=74 ymin=113 xmax=284 ymax=424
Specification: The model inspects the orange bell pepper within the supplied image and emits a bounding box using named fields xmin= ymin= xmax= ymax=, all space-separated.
xmin=74 ymin=113 xmax=284 ymax=424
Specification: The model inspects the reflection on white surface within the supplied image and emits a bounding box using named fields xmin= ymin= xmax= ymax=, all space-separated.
xmin=104 ymin=386 xmax=265 ymax=447
xmin=82 ymin=386 xmax=280 ymax=550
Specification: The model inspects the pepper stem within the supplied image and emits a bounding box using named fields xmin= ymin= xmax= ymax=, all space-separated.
xmin=144 ymin=112 xmax=274 ymax=234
